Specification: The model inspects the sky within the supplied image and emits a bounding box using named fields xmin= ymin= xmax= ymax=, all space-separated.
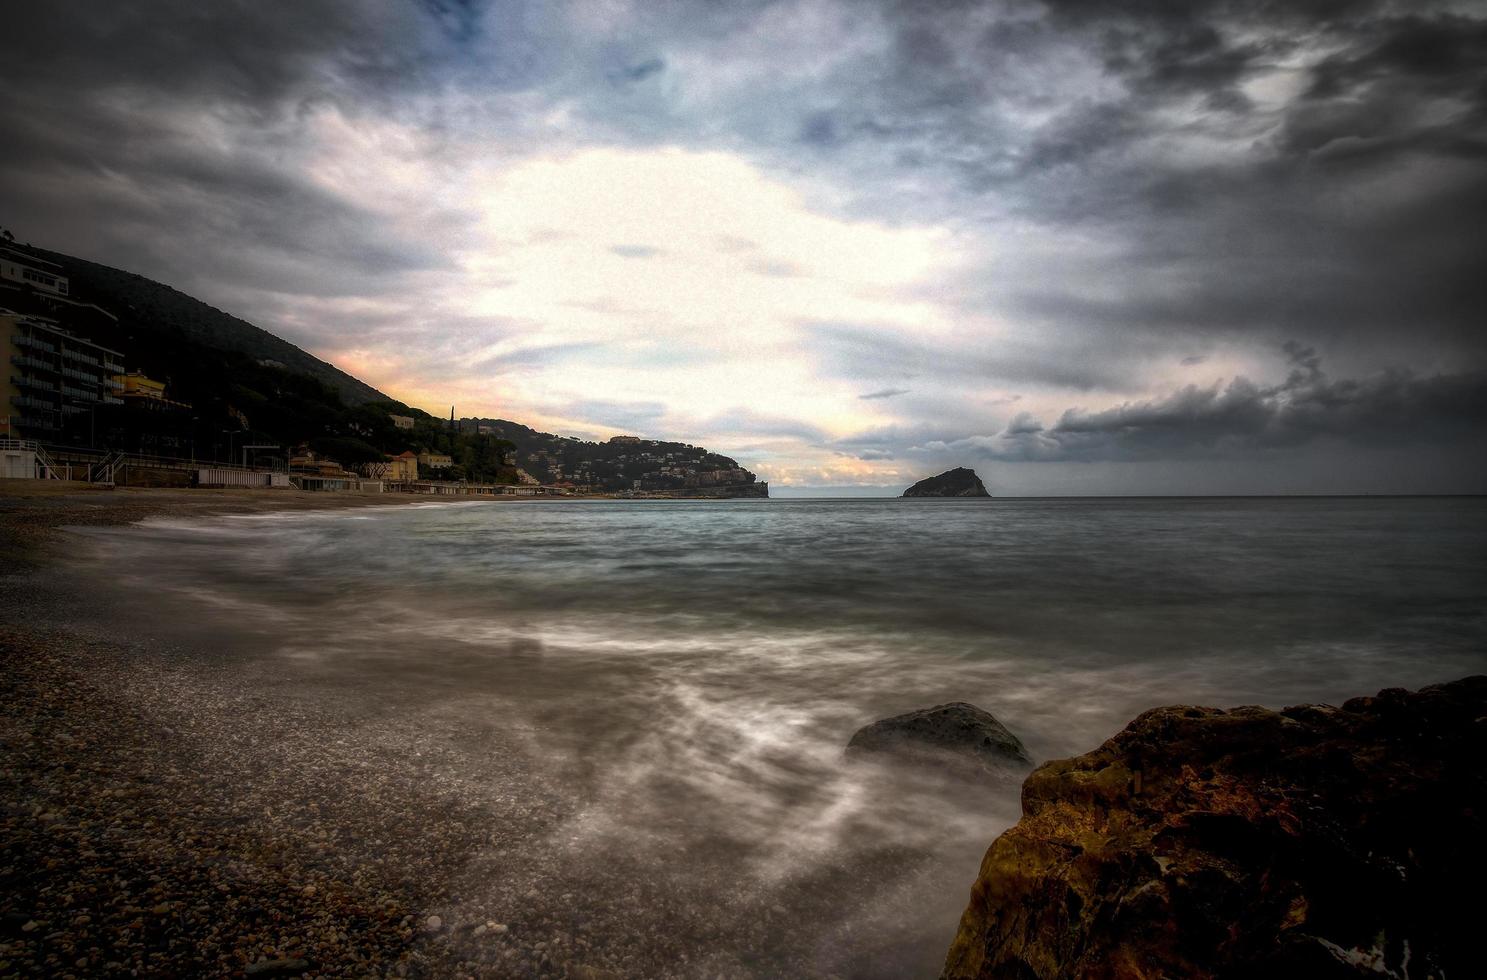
xmin=3 ymin=0 xmax=1485 ymax=494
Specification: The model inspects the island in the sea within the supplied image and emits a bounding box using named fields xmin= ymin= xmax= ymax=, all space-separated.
xmin=902 ymin=467 xmax=991 ymax=498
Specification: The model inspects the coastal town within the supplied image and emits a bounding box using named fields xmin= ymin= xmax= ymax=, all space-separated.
xmin=0 ymin=242 xmax=766 ymax=499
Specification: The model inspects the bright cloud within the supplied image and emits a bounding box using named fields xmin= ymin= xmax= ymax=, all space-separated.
xmin=320 ymin=146 xmax=963 ymax=478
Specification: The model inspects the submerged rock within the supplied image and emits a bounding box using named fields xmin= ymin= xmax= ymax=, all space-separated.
xmin=847 ymin=702 xmax=1031 ymax=772
xmin=941 ymin=676 xmax=1487 ymax=980
xmin=902 ymin=468 xmax=991 ymax=498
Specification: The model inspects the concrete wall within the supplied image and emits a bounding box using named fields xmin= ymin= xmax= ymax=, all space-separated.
xmin=1 ymin=449 xmax=37 ymax=479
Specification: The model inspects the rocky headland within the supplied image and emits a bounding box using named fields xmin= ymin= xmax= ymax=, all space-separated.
xmin=902 ymin=468 xmax=991 ymax=498
xmin=941 ymin=676 xmax=1487 ymax=979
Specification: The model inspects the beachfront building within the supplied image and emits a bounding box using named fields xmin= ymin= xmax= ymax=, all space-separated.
xmin=0 ymin=247 xmax=70 ymax=297
xmin=2 ymin=310 xmax=125 ymax=440
xmin=386 ymin=451 xmax=418 ymax=481
xmin=417 ymin=451 xmax=453 ymax=470
xmin=109 ymin=371 xmax=193 ymax=410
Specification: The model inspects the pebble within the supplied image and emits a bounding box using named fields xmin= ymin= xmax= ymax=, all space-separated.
xmin=244 ymin=957 xmax=311 ymax=976
xmin=424 ymin=915 xmax=443 ymax=932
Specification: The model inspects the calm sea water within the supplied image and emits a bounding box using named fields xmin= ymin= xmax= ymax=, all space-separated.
xmin=70 ymin=497 xmax=1487 ymax=976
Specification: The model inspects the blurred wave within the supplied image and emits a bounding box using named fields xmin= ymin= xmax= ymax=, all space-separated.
xmin=64 ymin=496 xmax=1487 ymax=976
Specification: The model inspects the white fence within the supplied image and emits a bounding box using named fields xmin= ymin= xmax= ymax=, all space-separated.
xmin=196 ymin=468 xmax=293 ymax=488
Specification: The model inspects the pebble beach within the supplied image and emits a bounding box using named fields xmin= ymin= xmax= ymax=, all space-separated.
xmin=1 ymin=485 xmax=975 ymax=979
xmin=2 ymin=487 xmax=520 ymax=977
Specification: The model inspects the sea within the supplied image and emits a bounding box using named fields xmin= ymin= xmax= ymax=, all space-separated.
xmin=67 ymin=496 xmax=1487 ymax=976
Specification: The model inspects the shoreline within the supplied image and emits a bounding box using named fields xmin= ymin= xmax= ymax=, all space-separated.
xmin=0 ymin=484 xmax=518 ymax=568
xmin=6 ymin=486 xmax=1483 ymax=978
xmin=3 ymin=483 xmax=979 ymax=979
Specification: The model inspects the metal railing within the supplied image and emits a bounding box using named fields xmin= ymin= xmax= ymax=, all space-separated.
xmin=88 ymin=450 xmax=127 ymax=485
xmin=60 ymin=349 xmax=101 ymax=367
xmin=33 ymin=443 xmax=67 ymax=480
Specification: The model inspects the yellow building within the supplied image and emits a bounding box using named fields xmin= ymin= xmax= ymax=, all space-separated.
xmin=386 ymin=451 xmax=418 ymax=481
xmin=111 ymin=371 xmax=192 ymax=410
xmin=113 ymin=372 xmax=165 ymax=400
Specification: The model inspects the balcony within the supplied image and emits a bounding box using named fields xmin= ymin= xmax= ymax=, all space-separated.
xmin=105 ymin=378 xmax=124 ymax=389
xmin=10 ymin=394 xmax=58 ymax=411
xmin=11 ymin=375 xmax=55 ymax=392
xmin=103 ymin=361 xmax=125 ymax=374
xmin=15 ymin=335 xmax=56 ymax=353
xmin=10 ymin=354 xmax=56 ymax=372
xmin=61 ymin=349 xmax=101 ymax=367
xmin=62 ymin=366 xmax=100 ymax=383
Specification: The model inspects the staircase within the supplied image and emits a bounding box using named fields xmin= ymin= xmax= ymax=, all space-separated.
xmin=32 ymin=443 xmax=67 ymax=480
xmin=88 ymin=450 xmax=128 ymax=486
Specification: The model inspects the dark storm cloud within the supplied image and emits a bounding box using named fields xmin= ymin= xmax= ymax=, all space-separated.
xmin=797 ymin=0 xmax=1487 ymax=359
xmin=804 ymin=322 xmax=1153 ymax=393
xmin=859 ymin=388 xmax=911 ymax=400
xmin=608 ymin=57 xmax=667 ymax=85
xmin=933 ymin=348 xmax=1487 ymax=464
xmin=0 ymin=0 xmax=489 ymax=306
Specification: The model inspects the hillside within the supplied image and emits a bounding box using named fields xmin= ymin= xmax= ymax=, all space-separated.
xmin=461 ymin=417 xmax=764 ymax=495
xmin=32 ymin=247 xmax=386 ymax=406
xmin=3 ymin=242 xmax=760 ymax=492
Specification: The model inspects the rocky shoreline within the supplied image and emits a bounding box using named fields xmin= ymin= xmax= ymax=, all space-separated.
xmin=941 ymin=676 xmax=1487 ymax=979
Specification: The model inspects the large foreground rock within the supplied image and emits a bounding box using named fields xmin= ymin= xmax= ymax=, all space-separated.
xmin=848 ymin=702 xmax=1031 ymax=773
xmin=902 ymin=468 xmax=991 ymax=498
xmin=942 ymin=676 xmax=1487 ymax=979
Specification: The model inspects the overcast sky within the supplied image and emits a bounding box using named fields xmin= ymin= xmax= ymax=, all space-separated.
xmin=3 ymin=0 xmax=1484 ymax=493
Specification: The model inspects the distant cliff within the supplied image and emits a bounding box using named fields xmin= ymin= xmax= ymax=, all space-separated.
xmin=458 ymin=418 xmax=765 ymax=496
xmin=942 ymin=676 xmax=1487 ymax=979
xmin=902 ymin=468 xmax=990 ymax=497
